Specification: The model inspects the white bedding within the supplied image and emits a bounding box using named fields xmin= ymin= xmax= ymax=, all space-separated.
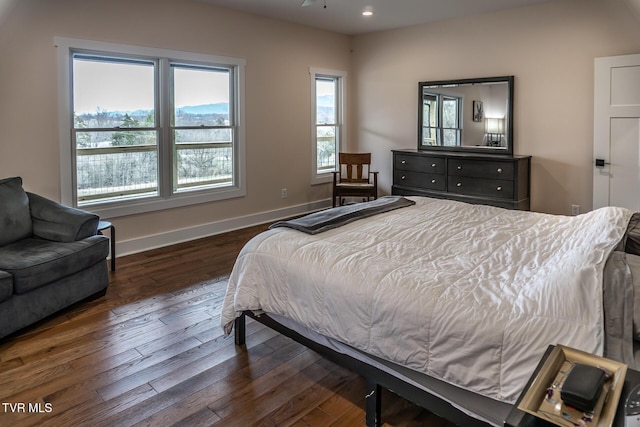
xmin=221 ymin=197 xmax=632 ymax=403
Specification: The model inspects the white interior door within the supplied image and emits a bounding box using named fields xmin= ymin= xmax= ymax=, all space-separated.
xmin=593 ymin=53 xmax=640 ymax=211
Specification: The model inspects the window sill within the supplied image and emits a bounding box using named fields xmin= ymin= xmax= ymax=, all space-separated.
xmin=311 ymin=173 xmax=334 ymax=186
xmin=79 ymin=185 xmax=245 ymax=219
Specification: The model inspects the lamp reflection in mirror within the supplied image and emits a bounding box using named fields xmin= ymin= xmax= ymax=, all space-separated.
xmin=485 ymin=118 xmax=504 ymax=146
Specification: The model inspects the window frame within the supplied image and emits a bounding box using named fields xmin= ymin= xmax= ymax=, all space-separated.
xmin=55 ymin=37 xmax=246 ymax=219
xmin=169 ymin=62 xmax=236 ymax=194
xmin=72 ymin=53 xmax=161 ymax=204
xmin=440 ymin=95 xmax=462 ymax=147
xmin=310 ymin=67 xmax=347 ymax=185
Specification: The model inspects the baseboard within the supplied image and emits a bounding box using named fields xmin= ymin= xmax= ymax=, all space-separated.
xmin=115 ymin=199 xmax=332 ymax=257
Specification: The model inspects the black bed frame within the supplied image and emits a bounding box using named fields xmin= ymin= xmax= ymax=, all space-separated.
xmin=234 ymin=311 xmax=492 ymax=427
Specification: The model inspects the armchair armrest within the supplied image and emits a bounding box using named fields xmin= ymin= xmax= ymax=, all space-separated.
xmin=27 ymin=192 xmax=99 ymax=242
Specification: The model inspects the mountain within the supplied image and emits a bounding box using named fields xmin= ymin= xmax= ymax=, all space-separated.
xmin=93 ymin=103 xmax=229 ymax=117
xmin=175 ymin=103 xmax=229 ymax=115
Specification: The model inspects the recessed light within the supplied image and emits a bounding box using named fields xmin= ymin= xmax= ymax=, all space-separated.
xmin=362 ymin=10 xmax=374 ymax=16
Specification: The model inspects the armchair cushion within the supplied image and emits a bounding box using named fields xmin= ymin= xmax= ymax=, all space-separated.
xmin=0 ymin=235 xmax=109 ymax=294
xmin=0 ymin=271 xmax=12 ymax=303
xmin=0 ymin=177 xmax=32 ymax=246
xmin=28 ymin=192 xmax=99 ymax=242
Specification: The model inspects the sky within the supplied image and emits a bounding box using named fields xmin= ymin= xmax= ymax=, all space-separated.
xmin=73 ymin=56 xmax=335 ymax=115
xmin=316 ymin=78 xmax=335 ymax=98
xmin=73 ymin=58 xmax=230 ymax=114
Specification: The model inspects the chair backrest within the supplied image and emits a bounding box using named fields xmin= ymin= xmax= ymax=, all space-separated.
xmin=338 ymin=153 xmax=372 ymax=184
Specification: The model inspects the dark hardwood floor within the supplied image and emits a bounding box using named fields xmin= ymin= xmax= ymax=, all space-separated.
xmin=0 ymin=223 xmax=456 ymax=427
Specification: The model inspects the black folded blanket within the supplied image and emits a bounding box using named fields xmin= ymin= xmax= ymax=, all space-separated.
xmin=269 ymin=196 xmax=416 ymax=235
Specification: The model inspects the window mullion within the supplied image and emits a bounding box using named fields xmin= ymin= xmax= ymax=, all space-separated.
xmin=228 ymin=68 xmax=236 ymax=126
xmin=74 ymin=127 xmax=158 ymax=133
xmin=173 ymin=126 xmax=230 ymax=130
xmin=159 ymin=58 xmax=172 ymax=198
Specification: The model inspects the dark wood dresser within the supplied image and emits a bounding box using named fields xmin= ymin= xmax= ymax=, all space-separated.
xmin=392 ymin=149 xmax=531 ymax=210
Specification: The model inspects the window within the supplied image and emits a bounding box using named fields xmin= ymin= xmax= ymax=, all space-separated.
xmin=421 ymin=93 xmax=462 ymax=147
xmin=73 ymin=55 xmax=159 ymax=203
xmin=56 ymin=38 xmax=245 ymax=217
xmin=441 ymin=95 xmax=462 ymax=146
xmin=171 ymin=64 xmax=234 ymax=193
xmin=310 ymin=68 xmax=346 ymax=184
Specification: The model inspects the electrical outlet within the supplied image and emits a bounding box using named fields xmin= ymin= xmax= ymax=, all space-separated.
xmin=571 ymin=204 xmax=580 ymax=216
xmin=281 ymin=188 xmax=287 ymax=199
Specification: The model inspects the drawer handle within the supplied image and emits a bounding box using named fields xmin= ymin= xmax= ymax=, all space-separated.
xmin=401 ymin=160 xmax=406 ymax=164
xmin=431 ymin=163 xmax=437 ymax=168
xmin=497 ymin=168 xmax=503 ymax=173
xmin=401 ymin=175 xmax=406 ymax=180
xmin=496 ymin=186 xmax=502 ymax=191
xmin=457 ymin=166 xmax=462 ymax=170
xmin=431 ymin=179 xmax=436 ymax=184
xmin=456 ymin=182 xmax=462 ymax=187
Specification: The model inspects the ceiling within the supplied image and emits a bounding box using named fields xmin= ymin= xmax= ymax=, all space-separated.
xmin=196 ymin=0 xmax=553 ymax=35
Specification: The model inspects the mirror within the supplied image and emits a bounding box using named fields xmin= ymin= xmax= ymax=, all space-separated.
xmin=418 ymin=76 xmax=514 ymax=155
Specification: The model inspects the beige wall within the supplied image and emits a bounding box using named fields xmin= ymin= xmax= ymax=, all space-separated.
xmin=0 ymin=0 xmax=350 ymax=253
xmin=351 ymin=0 xmax=640 ymax=214
xmin=2 ymin=0 xmax=640 ymax=255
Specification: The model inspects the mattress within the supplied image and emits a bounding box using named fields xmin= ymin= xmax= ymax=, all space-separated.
xmin=222 ymin=197 xmax=633 ymax=403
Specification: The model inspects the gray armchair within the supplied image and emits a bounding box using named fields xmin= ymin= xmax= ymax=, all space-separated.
xmin=0 ymin=177 xmax=109 ymax=340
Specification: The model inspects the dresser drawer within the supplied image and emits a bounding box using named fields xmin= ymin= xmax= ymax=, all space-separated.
xmin=395 ymin=154 xmax=445 ymax=174
xmin=394 ymin=170 xmax=445 ymax=191
xmin=448 ymin=159 xmax=514 ymax=180
xmin=447 ymin=176 xmax=514 ymax=200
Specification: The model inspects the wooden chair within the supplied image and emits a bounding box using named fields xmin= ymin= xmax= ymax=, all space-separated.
xmin=332 ymin=153 xmax=378 ymax=207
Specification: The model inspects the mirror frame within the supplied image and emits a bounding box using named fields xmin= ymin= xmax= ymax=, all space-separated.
xmin=417 ymin=75 xmax=514 ymax=155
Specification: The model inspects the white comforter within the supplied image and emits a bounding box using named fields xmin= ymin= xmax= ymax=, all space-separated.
xmin=221 ymin=197 xmax=632 ymax=402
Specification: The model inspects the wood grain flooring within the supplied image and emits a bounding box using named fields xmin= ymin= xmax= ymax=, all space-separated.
xmin=0 ymin=223 xmax=456 ymax=427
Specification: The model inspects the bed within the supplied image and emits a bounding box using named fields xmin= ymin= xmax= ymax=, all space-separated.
xmin=221 ymin=196 xmax=640 ymax=426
